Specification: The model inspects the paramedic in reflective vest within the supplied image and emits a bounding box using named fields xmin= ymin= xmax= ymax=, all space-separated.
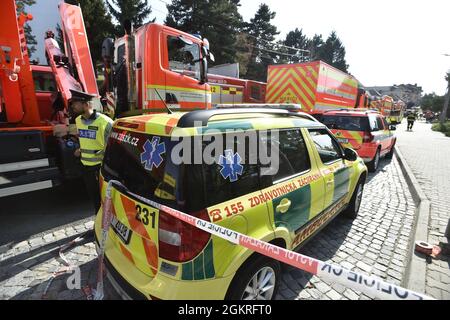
xmin=69 ymin=89 xmax=113 ymax=215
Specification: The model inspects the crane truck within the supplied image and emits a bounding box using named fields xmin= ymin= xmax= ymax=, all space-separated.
xmin=0 ymin=0 xmax=214 ymax=197
xmin=0 ymin=0 xmax=89 ymax=198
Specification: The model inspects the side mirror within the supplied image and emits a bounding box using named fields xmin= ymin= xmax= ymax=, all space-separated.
xmin=343 ymin=148 xmax=358 ymax=161
xmin=209 ymin=52 xmax=215 ymax=63
xmin=201 ymin=38 xmax=215 ymax=62
xmin=202 ymin=38 xmax=210 ymax=50
xmin=101 ymin=38 xmax=115 ymax=60
xmin=389 ymin=125 xmax=396 ymax=131
xmin=199 ymin=56 xmax=208 ymax=84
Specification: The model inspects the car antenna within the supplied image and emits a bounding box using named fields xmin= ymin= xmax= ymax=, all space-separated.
xmin=154 ymin=88 xmax=173 ymax=114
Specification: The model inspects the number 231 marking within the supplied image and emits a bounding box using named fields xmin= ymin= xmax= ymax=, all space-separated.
xmin=135 ymin=204 xmax=156 ymax=228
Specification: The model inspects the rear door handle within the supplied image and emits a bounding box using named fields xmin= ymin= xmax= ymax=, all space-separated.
xmin=326 ymin=179 xmax=334 ymax=186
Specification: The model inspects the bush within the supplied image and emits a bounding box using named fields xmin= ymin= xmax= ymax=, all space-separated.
xmin=432 ymin=122 xmax=450 ymax=136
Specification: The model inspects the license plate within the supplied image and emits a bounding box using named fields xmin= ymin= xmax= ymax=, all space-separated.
xmin=337 ymin=138 xmax=349 ymax=144
xmin=111 ymin=216 xmax=132 ymax=244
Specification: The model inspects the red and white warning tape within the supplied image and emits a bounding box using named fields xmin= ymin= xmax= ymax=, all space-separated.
xmin=96 ymin=181 xmax=434 ymax=300
xmin=93 ymin=183 xmax=114 ymax=300
xmin=41 ymin=234 xmax=86 ymax=299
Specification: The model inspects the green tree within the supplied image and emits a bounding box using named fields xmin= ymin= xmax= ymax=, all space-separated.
xmin=165 ymin=0 xmax=243 ymax=66
xmin=281 ymin=28 xmax=309 ymax=63
xmin=15 ymin=0 xmax=37 ymax=57
xmin=421 ymin=93 xmax=445 ymax=113
xmin=106 ymin=0 xmax=152 ymax=35
xmin=235 ymin=33 xmax=252 ymax=75
xmin=307 ymin=34 xmax=324 ymax=61
xmin=243 ymin=3 xmax=279 ymax=81
xmin=65 ymin=1 xmax=115 ymax=66
xmin=317 ymin=31 xmax=348 ymax=72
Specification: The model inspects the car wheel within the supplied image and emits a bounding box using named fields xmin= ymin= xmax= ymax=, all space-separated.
xmin=368 ymin=148 xmax=380 ymax=172
xmin=343 ymin=177 xmax=365 ymax=219
xmin=385 ymin=142 xmax=395 ymax=160
xmin=225 ymin=254 xmax=280 ymax=300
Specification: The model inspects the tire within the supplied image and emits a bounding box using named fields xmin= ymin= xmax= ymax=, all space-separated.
xmin=343 ymin=177 xmax=365 ymax=219
xmin=367 ymin=148 xmax=380 ymax=172
xmin=225 ymin=254 xmax=281 ymax=300
xmin=385 ymin=142 xmax=395 ymax=160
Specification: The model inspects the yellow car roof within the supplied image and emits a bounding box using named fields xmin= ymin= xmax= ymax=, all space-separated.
xmin=113 ymin=109 xmax=325 ymax=137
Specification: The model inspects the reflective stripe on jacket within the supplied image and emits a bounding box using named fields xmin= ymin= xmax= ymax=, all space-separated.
xmin=76 ymin=112 xmax=113 ymax=166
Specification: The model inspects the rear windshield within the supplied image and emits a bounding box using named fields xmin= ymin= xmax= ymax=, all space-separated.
xmin=102 ymin=128 xmax=261 ymax=212
xmin=102 ymin=129 xmax=205 ymax=213
xmin=321 ymin=115 xmax=369 ymax=132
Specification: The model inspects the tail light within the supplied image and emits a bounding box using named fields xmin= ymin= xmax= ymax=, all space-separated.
xmin=158 ymin=209 xmax=211 ymax=262
xmin=363 ymin=132 xmax=374 ymax=143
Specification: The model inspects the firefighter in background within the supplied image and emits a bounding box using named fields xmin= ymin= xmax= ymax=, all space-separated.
xmin=69 ymin=89 xmax=113 ymax=215
xmin=407 ymin=112 xmax=417 ymax=131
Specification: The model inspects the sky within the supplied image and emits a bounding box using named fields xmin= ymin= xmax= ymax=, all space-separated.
xmin=26 ymin=0 xmax=61 ymax=64
xmin=27 ymin=0 xmax=450 ymax=95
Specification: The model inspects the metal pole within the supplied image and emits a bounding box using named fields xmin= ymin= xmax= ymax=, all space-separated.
xmin=440 ymin=72 xmax=450 ymax=125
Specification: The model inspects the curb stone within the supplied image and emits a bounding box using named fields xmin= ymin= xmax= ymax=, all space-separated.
xmin=394 ymin=146 xmax=430 ymax=295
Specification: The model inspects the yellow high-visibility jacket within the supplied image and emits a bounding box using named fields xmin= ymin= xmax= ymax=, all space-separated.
xmin=76 ymin=111 xmax=113 ymax=166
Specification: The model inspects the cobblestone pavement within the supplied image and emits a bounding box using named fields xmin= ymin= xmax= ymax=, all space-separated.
xmin=0 ymin=220 xmax=118 ymax=300
xmin=277 ymin=156 xmax=416 ymax=300
xmin=0 ymin=155 xmax=417 ymax=300
xmin=395 ymin=120 xmax=450 ymax=300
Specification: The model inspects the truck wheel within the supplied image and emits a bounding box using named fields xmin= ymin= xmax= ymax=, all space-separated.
xmin=343 ymin=178 xmax=365 ymax=219
xmin=367 ymin=149 xmax=380 ymax=172
xmin=385 ymin=142 xmax=395 ymax=160
xmin=225 ymin=254 xmax=280 ymax=300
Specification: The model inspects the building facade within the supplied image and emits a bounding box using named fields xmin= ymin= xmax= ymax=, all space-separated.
xmin=366 ymin=84 xmax=423 ymax=108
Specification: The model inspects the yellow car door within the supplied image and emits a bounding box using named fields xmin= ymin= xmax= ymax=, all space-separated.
xmin=307 ymin=128 xmax=351 ymax=212
xmin=262 ymin=128 xmax=325 ymax=249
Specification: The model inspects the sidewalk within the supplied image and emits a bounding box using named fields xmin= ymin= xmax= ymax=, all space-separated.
xmin=395 ymin=120 xmax=450 ymax=299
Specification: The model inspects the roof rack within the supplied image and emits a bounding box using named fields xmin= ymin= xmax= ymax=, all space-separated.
xmin=177 ymin=107 xmax=319 ymax=128
xmin=216 ymin=103 xmax=302 ymax=112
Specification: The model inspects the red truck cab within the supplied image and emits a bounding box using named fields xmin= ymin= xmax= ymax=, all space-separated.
xmin=109 ymin=23 xmax=213 ymax=117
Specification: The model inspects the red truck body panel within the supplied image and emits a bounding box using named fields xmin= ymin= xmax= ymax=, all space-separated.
xmin=266 ymin=61 xmax=360 ymax=114
xmin=208 ymin=74 xmax=266 ymax=104
xmin=59 ymin=2 xmax=98 ymax=96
